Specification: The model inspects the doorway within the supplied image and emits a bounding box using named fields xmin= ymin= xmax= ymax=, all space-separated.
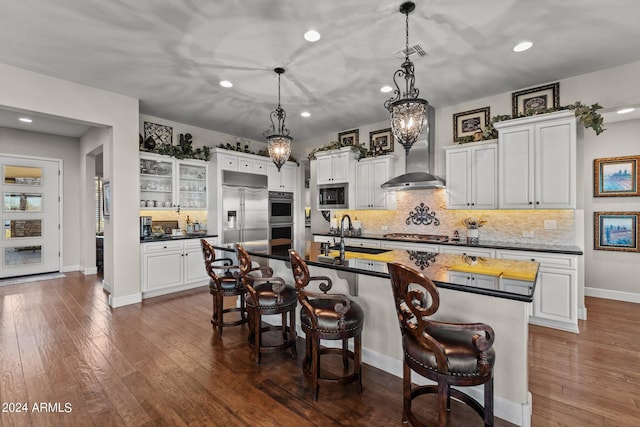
xmin=0 ymin=154 xmax=61 ymax=278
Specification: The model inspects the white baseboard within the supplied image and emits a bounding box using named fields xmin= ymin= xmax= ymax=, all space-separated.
xmin=578 ymin=306 xmax=587 ymax=320
xmin=83 ymin=266 xmax=98 ymax=275
xmin=62 ymin=264 xmax=81 ymax=273
xmin=141 ymin=281 xmax=208 ymax=300
xmin=585 ymin=287 xmax=640 ymax=304
xmin=102 ymin=279 xmax=112 ymax=293
xmin=108 ymin=292 xmax=142 ymax=308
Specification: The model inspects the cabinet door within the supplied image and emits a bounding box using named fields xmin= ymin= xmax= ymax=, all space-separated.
xmin=371 ymin=158 xmax=393 ymax=209
xmin=441 ymin=246 xmax=496 ymax=258
xmin=499 ymin=126 xmax=534 ymax=209
xmin=447 ymin=271 xmax=470 ymax=286
xmin=253 ymin=159 xmax=268 ymax=175
xmin=267 ymin=163 xmax=281 ymax=191
xmin=316 ymin=156 xmax=333 ymax=184
xmin=178 ymin=161 xmax=207 ymax=209
xmin=471 ymin=144 xmax=498 ymax=209
xmin=535 ymin=120 xmax=576 ymax=208
xmin=331 ymin=153 xmax=350 ymax=183
xmin=354 ymin=161 xmax=372 ymax=209
xmin=140 ymin=154 xmax=174 ymax=209
xmin=534 ymin=267 xmax=577 ymax=326
xmin=280 ymin=163 xmax=297 ymax=192
xmin=143 ymin=251 xmax=184 ymax=291
xmin=472 ymin=274 xmax=499 ymax=290
xmin=446 ymin=148 xmax=470 ymax=209
xmin=184 ymin=248 xmax=209 ymax=283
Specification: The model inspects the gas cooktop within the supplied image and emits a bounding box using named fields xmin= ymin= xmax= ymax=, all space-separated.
xmin=383 ymin=233 xmax=450 ymax=243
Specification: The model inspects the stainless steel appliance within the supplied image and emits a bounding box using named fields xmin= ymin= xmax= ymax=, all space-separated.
xmin=318 ymin=183 xmax=348 ymax=210
xmin=222 ymin=171 xmax=269 ymax=244
xmin=140 ymin=216 xmax=152 ymax=239
xmin=269 ymin=191 xmax=293 ymax=224
xmin=383 ymin=233 xmax=449 ymax=243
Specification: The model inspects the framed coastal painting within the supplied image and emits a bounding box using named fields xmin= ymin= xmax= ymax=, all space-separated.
xmin=369 ymin=128 xmax=394 ymax=155
xmin=511 ymin=82 xmax=559 ymax=116
xmin=338 ymin=129 xmax=359 ymax=146
xmin=594 ymin=211 xmax=639 ymax=252
xmin=593 ymin=155 xmax=640 ymax=197
xmin=452 ymin=107 xmax=490 ymax=142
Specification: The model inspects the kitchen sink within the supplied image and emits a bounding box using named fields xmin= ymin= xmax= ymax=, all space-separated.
xmin=329 ymin=245 xmax=391 ymax=255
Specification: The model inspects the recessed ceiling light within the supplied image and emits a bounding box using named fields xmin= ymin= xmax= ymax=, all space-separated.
xmin=513 ymin=41 xmax=533 ymax=52
xmin=219 ymin=80 xmax=233 ymax=88
xmin=304 ymin=30 xmax=321 ymax=42
xmin=617 ymin=107 xmax=635 ymax=114
xmin=380 ymin=85 xmax=393 ymax=93
xmin=19 ymin=117 xmax=32 ymax=123
xmin=301 ymin=111 xmax=311 ymax=118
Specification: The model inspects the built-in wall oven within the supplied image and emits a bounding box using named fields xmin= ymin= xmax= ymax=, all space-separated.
xmin=269 ymin=191 xmax=294 ymax=256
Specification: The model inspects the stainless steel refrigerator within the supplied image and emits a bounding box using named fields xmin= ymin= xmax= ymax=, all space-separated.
xmin=221 ymin=170 xmax=269 ymax=244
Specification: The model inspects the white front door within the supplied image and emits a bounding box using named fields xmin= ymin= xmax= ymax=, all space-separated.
xmin=1 ymin=155 xmax=61 ymax=278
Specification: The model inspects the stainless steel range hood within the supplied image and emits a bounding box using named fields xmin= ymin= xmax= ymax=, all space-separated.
xmin=381 ymin=106 xmax=445 ymax=190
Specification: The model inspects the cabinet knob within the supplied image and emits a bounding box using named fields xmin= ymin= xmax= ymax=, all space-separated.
xmin=471 ymin=203 xmax=475 ymax=206
xmin=531 ymin=258 xmax=535 ymax=262
xmin=536 ymin=201 xmax=540 ymax=205
xmin=467 ymin=203 xmax=470 ymax=206
xmin=163 ymin=246 xmax=167 ymax=249
xmin=528 ymin=201 xmax=533 ymax=205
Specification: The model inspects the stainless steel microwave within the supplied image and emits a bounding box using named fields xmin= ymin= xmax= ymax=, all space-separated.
xmin=318 ymin=183 xmax=348 ymax=209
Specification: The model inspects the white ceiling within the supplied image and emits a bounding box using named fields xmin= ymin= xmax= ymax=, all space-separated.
xmin=2 ymin=0 xmax=640 ymax=140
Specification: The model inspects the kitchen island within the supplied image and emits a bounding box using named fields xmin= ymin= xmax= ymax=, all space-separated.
xmin=214 ymin=239 xmax=538 ymax=427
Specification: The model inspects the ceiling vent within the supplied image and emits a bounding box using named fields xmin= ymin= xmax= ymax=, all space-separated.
xmin=394 ymin=43 xmax=430 ymax=60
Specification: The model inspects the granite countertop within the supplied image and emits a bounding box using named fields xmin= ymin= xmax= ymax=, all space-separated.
xmin=214 ymin=239 xmax=538 ymax=302
xmin=313 ymin=232 xmax=583 ymax=255
xmin=140 ymin=233 xmax=218 ymax=243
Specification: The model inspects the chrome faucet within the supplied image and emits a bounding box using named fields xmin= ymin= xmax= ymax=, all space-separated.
xmin=339 ymin=214 xmax=353 ymax=263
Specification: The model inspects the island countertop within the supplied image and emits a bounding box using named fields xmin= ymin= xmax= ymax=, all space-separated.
xmin=214 ymin=239 xmax=538 ymax=302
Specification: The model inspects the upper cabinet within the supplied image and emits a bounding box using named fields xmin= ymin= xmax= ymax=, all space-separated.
xmin=495 ymin=111 xmax=576 ymax=209
xmin=267 ymin=162 xmax=297 ymax=192
xmin=316 ymin=147 xmax=357 ymax=185
xmin=354 ymin=155 xmax=396 ymax=210
xmin=140 ymin=153 xmax=208 ymax=210
xmin=444 ymin=140 xmax=497 ymax=210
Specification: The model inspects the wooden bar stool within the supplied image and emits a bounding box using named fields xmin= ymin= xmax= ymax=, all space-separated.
xmin=235 ymin=244 xmax=297 ymax=365
xmin=200 ymin=239 xmax=247 ymax=338
xmin=388 ymin=261 xmax=496 ymax=427
xmin=289 ymin=249 xmax=364 ymax=400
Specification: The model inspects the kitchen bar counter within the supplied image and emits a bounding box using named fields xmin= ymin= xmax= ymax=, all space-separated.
xmin=313 ymin=232 xmax=583 ymax=255
xmin=214 ymin=239 xmax=538 ymax=302
xmin=215 ymin=238 xmax=535 ymax=425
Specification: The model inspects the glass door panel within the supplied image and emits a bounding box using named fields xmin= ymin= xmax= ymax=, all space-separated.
xmin=3 ymin=165 xmax=43 ymax=185
xmin=3 ymin=192 xmax=43 ymax=212
xmin=4 ymin=219 xmax=42 ymax=238
xmin=140 ymin=156 xmax=174 ymax=208
xmin=4 ymin=245 xmax=42 ymax=267
xmin=179 ymin=163 xmax=207 ymax=209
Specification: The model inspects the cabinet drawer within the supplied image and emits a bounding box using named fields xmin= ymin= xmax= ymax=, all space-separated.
xmin=221 ymin=155 xmax=238 ymax=171
xmin=253 ymin=160 xmax=268 ymax=174
xmin=313 ymin=235 xmax=334 ymax=244
xmin=495 ymin=250 xmax=576 ymax=269
xmin=183 ymin=237 xmax=217 ymax=250
xmin=343 ymin=238 xmax=380 ymax=248
xmin=380 ymin=240 xmax=439 ymax=253
xmin=441 ymin=246 xmax=496 ymax=258
xmin=238 ymin=159 xmax=253 ymax=172
xmin=143 ymin=241 xmax=184 ymax=254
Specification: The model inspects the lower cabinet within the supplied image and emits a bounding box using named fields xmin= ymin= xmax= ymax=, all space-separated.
xmin=351 ymin=259 xmax=386 ymax=273
xmin=141 ymin=237 xmax=217 ymax=298
xmin=441 ymin=246 xmax=497 ymax=259
xmin=447 ymin=271 xmax=499 ymax=290
xmin=496 ymin=249 xmax=578 ymax=332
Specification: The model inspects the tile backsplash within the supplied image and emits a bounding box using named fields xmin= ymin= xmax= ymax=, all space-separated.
xmin=333 ymin=189 xmax=577 ymax=245
xmin=140 ymin=210 xmax=208 ymax=232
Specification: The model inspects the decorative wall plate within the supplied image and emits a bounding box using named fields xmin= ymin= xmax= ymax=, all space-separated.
xmin=144 ymin=122 xmax=173 ymax=145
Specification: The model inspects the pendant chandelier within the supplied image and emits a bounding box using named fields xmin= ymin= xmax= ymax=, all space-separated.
xmin=264 ymin=67 xmax=292 ymax=171
xmin=384 ymin=1 xmax=429 ymax=154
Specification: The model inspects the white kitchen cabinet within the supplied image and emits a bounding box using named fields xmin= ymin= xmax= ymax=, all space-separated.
xmin=268 ymin=162 xmax=297 ymax=192
xmin=495 ymin=111 xmax=576 ymax=209
xmin=216 ymin=149 xmax=269 ymax=176
xmin=444 ymin=140 xmax=497 ymax=210
xmin=447 ymin=270 xmax=499 ymax=290
xmin=343 ymin=238 xmax=381 ymax=248
xmin=140 ymin=153 xmax=208 ymax=210
xmin=351 ymin=258 xmax=387 ymax=273
xmin=141 ymin=237 xmax=217 ymax=298
xmin=355 ymin=155 xmax=396 ymax=209
xmin=316 ymin=147 xmax=357 ymax=185
xmin=495 ymin=249 xmax=578 ymax=332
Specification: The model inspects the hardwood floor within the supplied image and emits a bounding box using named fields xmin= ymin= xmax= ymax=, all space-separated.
xmin=1 ymin=272 xmax=638 ymax=426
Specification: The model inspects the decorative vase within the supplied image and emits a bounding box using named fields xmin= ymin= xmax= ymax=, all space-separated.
xmin=467 ymin=228 xmax=479 ymax=245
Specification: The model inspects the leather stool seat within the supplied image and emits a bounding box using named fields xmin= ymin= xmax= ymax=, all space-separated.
xmin=300 ymin=298 xmax=364 ymax=339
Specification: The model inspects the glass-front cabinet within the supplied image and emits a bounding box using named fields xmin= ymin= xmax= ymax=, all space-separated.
xmin=140 ymin=153 xmax=207 ymax=210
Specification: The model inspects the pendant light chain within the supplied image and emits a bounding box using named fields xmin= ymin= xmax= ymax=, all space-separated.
xmin=264 ymin=67 xmax=292 ymax=172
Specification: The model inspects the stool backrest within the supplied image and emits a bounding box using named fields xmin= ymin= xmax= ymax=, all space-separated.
xmin=201 ymin=239 xmax=228 ymax=280
xmin=387 ymin=262 xmax=440 ymax=342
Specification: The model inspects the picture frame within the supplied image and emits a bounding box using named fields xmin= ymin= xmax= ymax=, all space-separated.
xmin=102 ymin=180 xmax=111 ymax=219
xmin=594 ymin=211 xmax=639 ymax=252
xmin=338 ymin=129 xmax=359 ymax=146
xmin=593 ymin=155 xmax=640 ymax=197
xmin=144 ymin=122 xmax=173 ymax=146
xmin=511 ymin=82 xmax=560 ymax=116
xmin=452 ymin=107 xmax=490 ymax=142
xmin=369 ymin=128 xmax=394 ymax=155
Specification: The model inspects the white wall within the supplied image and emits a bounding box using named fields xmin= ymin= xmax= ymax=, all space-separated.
xmin=581 ymin=118 xmax=640 ymax=298
xmin=0 ymin=127 xmax=82 ymax=270
xmin=0 ymin=62 xmax=140 ymax=308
